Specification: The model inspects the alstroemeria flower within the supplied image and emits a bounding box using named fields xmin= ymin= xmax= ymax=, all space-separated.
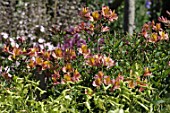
xmin=148 ymin=33 xmax=158 ymax=43
xmin=86 ymin=57 xmax=96 ymax=66
xmin=27 ymin=47 xmax=39 ymax=56
xmin=52 ymin=71 xmax=60 ymax=85
xmin=62 ymin=73 xmax=72 ymax=83
xmin=92 ymin=71 xmax=105 ymax=87
xmin=91 ymin=11 xmax=101 ymax=21
xmin=52 ymin=48 xmax=63 ymax=59
xmin=92 ymin=77 xmax=102 ymax=87
xmin=35 ymin=57 xmax=43 ymax=66
xmin=27 ymin=60 xmax=35 ymax=68
xmin=12 ymin=47 xmax=22 ymax=59
xmin=78 ymin=44 xmax=91 ymax=58
xmin=104 ymin=76 xmax=111 ymax=85
xmin=142 ymin=23 xmax=150 ymax=31
xmin=109 ymin=10 xmax=118 ymax=22
xmin=62 ymin=63 xmax=73 ymax=73
xmin=159 ymin=31 xmax=169 ymax=40
xmin=80 ymin=7 xmax=91 ymax=19
xmin=94 ymin=71 xmax=104 ymax=79
xmin=2 ymin=45 xmax=10 ymax=53
xmin=102 ymin=6 xmax=110 ymax=17
xmin=158 ymin=15 xmax=170 ymax=28
xmin=127 ymin=79 xmax=137 ymax=89
xmin=2 ymin=72 xmax=12 ymax=80
xmin=102 ymin=6 xmax=118 ymax=22
xmin=138 ymin=79 xmax=148 ymax=92
xmin=141 ymin=29 xmax=148 ymax=38
xmin=42 ymin=51 xmax=51 ymax=60
xmin=93 ymin=54 xmax=103 ymax=66
xmin=1 ymin=67 xmax=12 ymax=80
xmin=153 ymin=23 xmax=162 ymax=31
xmin=102 ymin=56 xmax=115 ymax=68
xmin=111 ymin=73 xmax=124 ymax=91
xmin=72 ymin=69 xmax=81 ymax=82
xmin=42 ymin=61 xmax=52 ymax=70
xmin=143 ymin=67 xmax=152 ymax=76
xmin=101 ymin=26 xmax=110 ymax=32
xmin=64 ymin=48 xmax=76 ymax=60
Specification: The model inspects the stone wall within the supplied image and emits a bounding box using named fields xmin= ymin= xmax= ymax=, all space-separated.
xmin=0 ymin=0 xmax=82 ymax=37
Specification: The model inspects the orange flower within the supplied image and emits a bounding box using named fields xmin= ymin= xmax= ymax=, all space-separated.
xmin=138 ymin=79 xmax=148 ymax=92
xmin=86 ymin=57 xmax=96 ymax=66
xmin=111 ymin=73 xmax=124 ymax=91
xmin=72 ymin=69 xmax=81 ymax=82
xmin=27 ymin=60 xmax=35 ymax=68
xmin=102 ymin=6 xmax=118 ymax=22
xmin=143 ymin=67 xmax=152 ymax=76
xmin=52 ymin=71 xmax=60 ymax=85
xmin=104 ymin=76 xmax=111 ymax=85
xmin=80 ymin=7 xmax=91 ymax=19
xmin=149 ymin=33 xmax=158 ymax=43
xmin=86 ymin=55 xmax=102 ymax=67
xmin=3 ymin=45 xmax=10 ymax=52
xmin=27 ymin=47 xmax=39 ymax=56
xmin=62 ymin=63 xmax=73 ymax=73
xmin=102 ymin=6 xmax=110 ymax=17
xmin=42 ymin=61 xmax=51 ymax=70
xmin=159 ymin=31 xmax=169 ymax=40
xmin=109 ymin=10 xmax=118 ymax=22
xmin=78 ymin=44 xmax=90 ymax=58
xmin=128 ymin=80 xmax=137 ymax=89
xmin=64 ymin=48 xmax=76 ymax=61
xmin=81 ymin=7 xmax=89 ymax=16
xmin=143 ymin=23 xmax=150 ymax=31
xmin=43 ymin=51 xmax=51 ymax=60
xmin=35 ymin=57 xmax=43 ymax=66
xmin=91 ymin=11 xmax=101 ymax=21
xmin=102 ymin=56 xmax=115 ymax=68
xmin=94 ymin=71 xmax=104 ymax=79
xmin=80 ymin=44 xmax=88 ymax=53
xmin=12 ymin=47 xmax=22 ymax=59
xmin=63 ymin=73 xmax=72 ymax=82
xmin=52 ymin=48 xmax=63 ymax=59
xmin=153 ymin=23 xmax=162 ymax=31
xmin=89 ymin=24 xmax=95 ymax=31
xmin=92 ymin=77 xmax=102 ymax=87
xmin=141 ymin=30 xmax=148 ymax=38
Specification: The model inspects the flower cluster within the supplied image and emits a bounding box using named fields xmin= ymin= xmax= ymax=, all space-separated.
xmin=125 ymin=77 xmax=148 ymax=92
xmin=158 ymin=11 xmax=170 ymax=28
xmin=92 ymin=71 xmax=124 ymax=91
xmin=141 ymin=21 xmax=169 ymax=43
xmin=80 ymin=6 xmax=118 ymax=22
xmin=145 ymin=0 xmax=151 ymax=15
xmin=78 ymin=44 xmax=115 ymax=68
xmin=79 ymin=6 xmax=118 ymax=34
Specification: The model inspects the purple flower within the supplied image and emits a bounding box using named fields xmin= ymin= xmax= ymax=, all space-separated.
xmin=145 ymin=0 xmax=151 ymax=9
xmin=99 ymin=38 xmax=105 ymax=45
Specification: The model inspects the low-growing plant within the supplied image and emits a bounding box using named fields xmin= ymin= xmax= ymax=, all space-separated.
xmin=0 ymin=6 xmax=170 ymax=113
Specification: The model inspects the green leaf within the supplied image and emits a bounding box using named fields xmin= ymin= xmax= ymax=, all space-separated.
xmin=84 ymin=101 xmax=91 ymax=110
xmin=153 ymin=100 xmax=165 ymax=105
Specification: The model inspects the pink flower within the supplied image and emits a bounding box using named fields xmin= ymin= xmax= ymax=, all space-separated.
xmin=72 ymin=69 xmax=81 ymax=82
xmin=104 ymin=76 xmax=111 ymax=85
xmin=92 ymin=77 xmax=102 ymax=87
xmin=101 ymin=26 xmax=110 ymax=32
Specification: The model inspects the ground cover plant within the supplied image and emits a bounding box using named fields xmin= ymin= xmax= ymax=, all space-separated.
xmin=0 ymin=6 xmax=170 ymax=113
